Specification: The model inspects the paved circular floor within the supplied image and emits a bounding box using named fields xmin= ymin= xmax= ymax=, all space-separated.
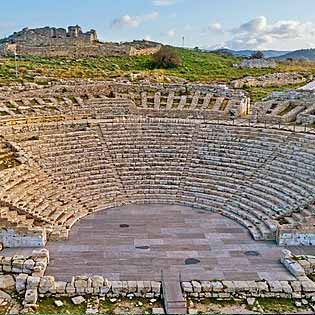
xmin=45 ymin=204 xmax=295 ymax=282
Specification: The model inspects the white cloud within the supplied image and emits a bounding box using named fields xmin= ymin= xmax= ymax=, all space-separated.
xmin=144 ymin=35 xmax=152 ymax=41
xmin=153 ymin=0 xmax=176 ymax=6
xmin=166 ymin=29 xmax=176 ymax=37
xmin=221 ymin=16 xmax=315 ymax=50
xmin=111 ymin=12 xmax=159 ymax=28
xmin=209 ymin=23 xmax=223 ymax=33
xmin=235 ymin=16 xmax=267 ymax=34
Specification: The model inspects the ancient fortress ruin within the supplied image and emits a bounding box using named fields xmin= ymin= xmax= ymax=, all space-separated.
xmin=0 ymin=25 xmax=161 ymax=57
xmin=0 ymin=81 xmax=315 ymax=313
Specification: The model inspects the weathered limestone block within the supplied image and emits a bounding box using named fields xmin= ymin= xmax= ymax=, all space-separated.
xmin=65 ymin=283 xmax=76 ymax=295
xmin=55 ymin=281 xmax=67 ymax=294
xmin=301 ymin=280 xmax=315 ymax=292
xmin=247 ymin=281 xmax=258 ymax=293
xmin=71 ymin=296 xmax=85 ymax=305
xmin=151 ymin=281 xmax=161 ymax=295
xmin=31 ymin=248 xmax=49 ymax=263
xmin=280 ymin=281 xmax=293 ymax=294
xmin=269 ymin=281 xmax=283 ymax=293
xmin=16 ymin=274 xmax=28 ymax=293
xmin=290 ymin=281 xmax=302 ymax=292
xmin=256 ymin=281 xmax=269 ymax=293
xmin=23 ymin=259 xmax=35 ymax=274
xmin=211 ymin=281 xmax=224 ymax=292
xmin=142 ymin=281 xmax=151 ymax=294
xmin=32 ymin=258 xmax=48 ymax=277
xmin=281 ymin=257 xmax=305 ymax=277
xmin=136 ymin=281 xmax=144 ymax=296
xmin=191 ymin=281 xmax=201 ymax=293
xmin=233 ymin=281 xmax=249 ymax=292
xmin=12 ymin=259 xmax=24 ymax=273
xmin=99 ymin=279 xmax=111 ymax=295
xmin=222 ymin=281 xmax=235 ymax=293
xmin=39 ymin=276 xmax=56 ymax=294
xmin=26 ymin=276 xmax=40 ymax=290
xmin=91 ymin=276 xmax=104 ymax=288
xmin=2 ymin=257 xmax=12 ymax=273
xmin=74 ymin=276 xmax=90 ymax=294
xmin=24 ymin=289 xmax=38 ymax=306
xmin=121 ymin=281 xmax=129 ymax=294
xmin=111 ymin=281 xmax=123 ymax=295
xmin=0 ymin=275 xmax=15 ymax=291
xmin=127 ymin=281 xmax=137 ymax=293
xmin=182 ymin=282 xmax=193 ymax=293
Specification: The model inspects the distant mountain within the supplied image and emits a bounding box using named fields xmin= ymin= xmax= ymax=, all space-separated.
xmin=275 ymin=49 xmax=315 ymax=60
xmin=211 ymin=48 xmax=291 ymax=58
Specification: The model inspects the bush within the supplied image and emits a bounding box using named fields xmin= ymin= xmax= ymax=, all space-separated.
xmin=250 ymin=51 xmax=264 ymax=59
xmin=152 ymin=46 xmax=182 ymax=68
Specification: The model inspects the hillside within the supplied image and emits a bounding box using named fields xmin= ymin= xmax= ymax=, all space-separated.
xmin=1 ymin=47 xmax=315 ymax=102
xmin=212 ymin=49 xmax=290 ymax=58
xmin=0 ymin=48 xmax=279 ymax=84
xmin=276 ymin=49 xmax=315 ymax=60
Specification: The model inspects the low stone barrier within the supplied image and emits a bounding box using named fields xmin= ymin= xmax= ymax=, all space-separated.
xmin=0 ymin=248 xmax=48 ymax=277
xmin=20 ymin=276 xmax=161 ymax=307
xmin=181 ymin=279 xmax=315 ymax=300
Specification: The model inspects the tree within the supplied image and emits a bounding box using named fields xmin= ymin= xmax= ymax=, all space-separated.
xmin=251 ymin=51 xmax=264 ymax=59
xmin=152 ymin=46 xmax=183 ymax=69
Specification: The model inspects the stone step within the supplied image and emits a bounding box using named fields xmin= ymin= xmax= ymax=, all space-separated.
xmin=162 ymin=277 xmax=186 ymax=315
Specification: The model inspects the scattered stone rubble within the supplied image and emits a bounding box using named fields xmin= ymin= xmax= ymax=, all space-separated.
xmin=235 ymin=59 xmax=277 ymax=69
xmin=232 ymin=72 xmax=308 ymax=88
xmin=252 ymin=89 xmax=315 ymax=124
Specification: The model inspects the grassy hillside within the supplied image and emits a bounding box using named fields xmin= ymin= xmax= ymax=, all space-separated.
xmin=1 ymin=48 xmax=315 ymax=101
xmin=0 ymin=48 xmax=279 ymax=85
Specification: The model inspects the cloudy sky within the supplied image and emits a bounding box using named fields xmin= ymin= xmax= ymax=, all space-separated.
xmin=1 ymin=0 xmax=315 ymax=50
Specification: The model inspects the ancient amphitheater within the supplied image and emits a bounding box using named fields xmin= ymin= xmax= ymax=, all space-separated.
xmin=1 ymin=81 xmax=315 ymax=314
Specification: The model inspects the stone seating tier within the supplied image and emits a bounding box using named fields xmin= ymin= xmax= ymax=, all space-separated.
xmin=1 ymin=116 xmax=315 ymax=246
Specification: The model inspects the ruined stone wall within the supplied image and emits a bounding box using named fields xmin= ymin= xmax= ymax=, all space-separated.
xmin=8 ymin=42 xmax=160 ymax=58
xmin=0 ymin=228 xmax=46 ymax=248
xmin=0 ymin=25 xmax=161 ymax=57
xmin=236 ymin=59 xmax=277 ymax=69
xmin=232 ymin=72 xmax=307 ymax=89
xmin=278 ymin=227 xmax=315 ymax=246
xmin=5 ymin=26 xmax=97 ymax=47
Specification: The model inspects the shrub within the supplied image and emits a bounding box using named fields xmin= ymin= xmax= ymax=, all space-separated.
xmin=152 ymin=46 xmax=182 ymax=68
xmin=250 ymin=51 xmax=264 ymax=59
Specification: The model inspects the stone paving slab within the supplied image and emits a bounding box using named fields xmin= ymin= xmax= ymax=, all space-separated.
xmin=45 ymin=204 xmax=297 ymax=282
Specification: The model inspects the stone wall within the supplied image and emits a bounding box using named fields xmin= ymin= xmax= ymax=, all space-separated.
xmin=232 ymin=72 xmax=307 ymax=89
xmin=278 ymin=227 xmax=315 ymax=246
xmin=0 ymin=26 xmax=161 ymax=58
xmin=0 ymin=228 xmax=46 ymax=248
xmin=12 ymin=42 xmax=161 ymax=58
xmin=181 ymin=279 xmax=315 ymax=300
xmin=4 ymin=26 xmax=97 ymax=47
xmin=236 ymin=59 xmax=277 ymax=69
xmin=252 ymin=90 xmax=315 ymax=124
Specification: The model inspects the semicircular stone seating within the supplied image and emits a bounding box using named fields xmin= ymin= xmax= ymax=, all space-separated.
xmin=1 ymin=97 xmax=315 ymax=245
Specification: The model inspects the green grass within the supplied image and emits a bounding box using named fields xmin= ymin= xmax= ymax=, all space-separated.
xmin=244 ymin=82 xmax=307 ymax=102
xmin=35 ymin=297 xmax=86 ymax=314
xmin=2 ymin=48 xmax=315 ymax=103
xmin=99 ymin=297 xmax=161 ymax=314
xmin=257 ymin=298 xmax=304 ymax=313
xmin=2 ymin=48 xmax=312 ymax=86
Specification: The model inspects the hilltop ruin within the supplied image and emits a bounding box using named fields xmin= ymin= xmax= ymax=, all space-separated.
xmin=0 ymin=25 xmax=161 ymax=58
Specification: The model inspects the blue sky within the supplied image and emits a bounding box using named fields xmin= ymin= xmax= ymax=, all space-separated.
xmin=1 ymin=0 xmax=315 ymax=50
